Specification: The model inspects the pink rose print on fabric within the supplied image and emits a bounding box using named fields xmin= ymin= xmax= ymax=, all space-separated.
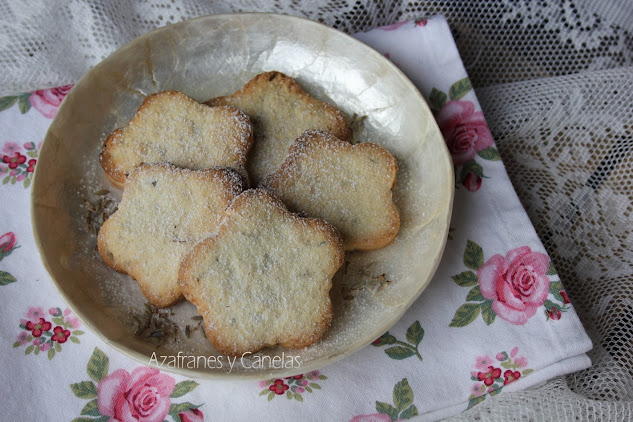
xmin=71 ymin=348 xmax=202 ymax=421
xmin=259 ymin=372 xmax=328 ymax=401
xmin=462 ymin=171 xmax=482 ymax=192
xmin=0 ymin=231 xmax=17 ymax=253
xmin=467 ymin=347 xmax=533 ymax=409
xmin=0 ymin=231 xmax=19 ymax=285
xmin=560 ymin=291 xmax=571 ymax=305
xmin=450 ymin=240 xmax=570 ymax=327
xmin=29 ymin=84 xmax=73 ymax=118
xmin=478 ymin=246 xmax=550 ymax=324
xmin=427 ymin=78 xmax=501 ymax=192
xmin=544 ymin=267 xmax=572 ymax=320
xmin=548 ymin=307 xmax=564 ymax=320
xmin=98 ymin=367 xmax=176 ymax=421
xmin=436 ymin=100 xmax=494 ymax=166
xmin=350 ymin=378 xmax=418 ymax=421
xmin=179 ymin=408 xmax=204 ymax=422
xmin=13 ymin=306 xmax=84 ymax=358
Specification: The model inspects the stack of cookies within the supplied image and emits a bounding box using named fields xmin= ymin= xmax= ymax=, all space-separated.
xmin=97 ymin=72 xmax=400 ymax=356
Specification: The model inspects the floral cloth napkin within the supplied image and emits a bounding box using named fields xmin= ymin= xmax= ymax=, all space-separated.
xmin=0 ymin=15 xmax=591 ymax=422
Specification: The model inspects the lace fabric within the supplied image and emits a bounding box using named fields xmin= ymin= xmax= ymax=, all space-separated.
xmin=1 ymin=1 xmax=631 ymax=420
xmin=1 ymin=1 xmax=632 ymax=94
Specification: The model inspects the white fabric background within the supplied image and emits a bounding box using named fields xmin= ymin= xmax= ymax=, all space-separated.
xmin=0 ymin=1 xmax=631 ymax=420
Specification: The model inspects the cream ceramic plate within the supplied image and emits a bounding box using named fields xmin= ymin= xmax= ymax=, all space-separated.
xmin=31 ymin=13 xmax=453 ymax=380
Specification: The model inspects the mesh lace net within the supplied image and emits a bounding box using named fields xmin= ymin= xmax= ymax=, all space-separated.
xmin=1 ymin=1 xmax=631 ymax=420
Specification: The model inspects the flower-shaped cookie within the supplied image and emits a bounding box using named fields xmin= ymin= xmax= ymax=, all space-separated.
xmin=100 ymin=90 xmax=253 ymax=188
xmin=262 ymin=130 xmax=400 ymax=251
xmin=178 ymin=188 xmax=344 ymax=356
xmin=97 ymin=164 xmax=244 ymax=307
xmin=206 ymin=72 xmax=350 ymax=185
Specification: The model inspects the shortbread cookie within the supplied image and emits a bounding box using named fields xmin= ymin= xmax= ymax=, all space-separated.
xmin=97 ymin=164 xmax=244 ymax=307
xmin=100 ymin=90 xmax=253 ymax=188
xmin=262 ymin=130 xmax=399 ymax=251
xmin=205 ymin=71 xmax=350 ymax=185
xmin=178 ymin=188 xmax=344 ymax=356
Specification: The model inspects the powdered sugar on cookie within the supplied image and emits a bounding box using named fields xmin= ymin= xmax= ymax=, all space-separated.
xmin=206 ymin=72 xmax=350 ymax=185
xmin=262 ymin=130 xmax=399 ymax=251
xmin=100 ymin=90 xmax=253 ymax=188
xmin=97 ymin=164 xmax=244 ymax=307
xmin=178 ymin=189 xmax=344 ymax=356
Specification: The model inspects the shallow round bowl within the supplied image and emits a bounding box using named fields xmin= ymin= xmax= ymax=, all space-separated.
xmin=31 ymin=13 xmax=453 ymax=380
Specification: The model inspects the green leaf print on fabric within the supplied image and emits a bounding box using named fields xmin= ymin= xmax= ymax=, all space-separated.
xmin=86 ymin=347 xmax=109 ymax=383
xmin=428 ymin=88 xmax=447 ymax=114
xmin=372 ymin=320 xmax=424 ymax=361
xmin=362 ymin=378 xmax=418 ymax=421
xmin=448 ymin=77 xmax=472 ymax=101
xmin=0 ymin=93 xmax=31 ymax=114
xmin=0 ymin=270 xmax=17 ymax=286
